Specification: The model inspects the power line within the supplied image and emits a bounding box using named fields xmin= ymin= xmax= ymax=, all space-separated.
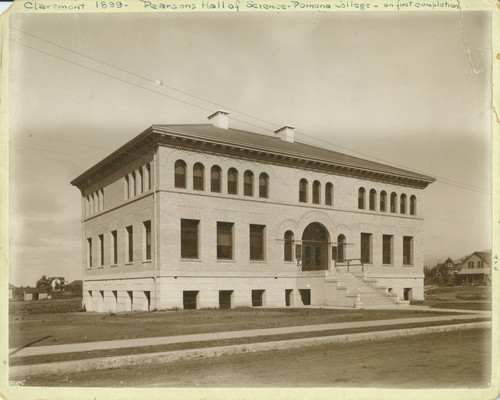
xmin=12 ymin=143 xmax=103 ymax=161
xmin=10 ymin=32 xmax=491 ymax=195
xmin=10 ymin=27 xmax=282 ymax=130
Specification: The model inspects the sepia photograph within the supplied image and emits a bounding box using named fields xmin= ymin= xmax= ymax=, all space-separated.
xmin=3 ymin=4 xmax=495 ymax=395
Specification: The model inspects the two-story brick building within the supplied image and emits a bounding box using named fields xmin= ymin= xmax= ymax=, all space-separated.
xmin=71 ymin=111 xmax=435 ymax=312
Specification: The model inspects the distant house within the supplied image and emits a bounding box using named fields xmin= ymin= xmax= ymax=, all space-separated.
xmin=431 ymin=257 xmax=460 ymax=280
xmin=9 ymin=284 xmax=18 ymax=300
xmin=456 ymin=251 xmax=491 ymax=285
xmin=47 ymin=277 xmax=67 ymax=291
xmin=21 ymin=287 xmax=50 ymax=301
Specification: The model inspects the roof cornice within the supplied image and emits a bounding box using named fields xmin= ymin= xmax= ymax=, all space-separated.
xmin=71 ymin=125 xmax=436 ymax=190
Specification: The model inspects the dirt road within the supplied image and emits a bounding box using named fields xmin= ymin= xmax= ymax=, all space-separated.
xmin=21 ymin=328 xmax=491 ymax=388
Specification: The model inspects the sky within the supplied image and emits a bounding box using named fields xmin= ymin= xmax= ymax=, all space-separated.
xmin=8 ymin=10 xmax=491 ymax=286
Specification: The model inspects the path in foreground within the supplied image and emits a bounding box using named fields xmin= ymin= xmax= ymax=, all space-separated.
xmin=21 ymin=328 xmax=491 ymax=388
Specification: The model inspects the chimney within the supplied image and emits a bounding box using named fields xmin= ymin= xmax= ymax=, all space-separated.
xmin=275 ymin=125 xmax=295 ymax=143
xmin=208 ymin=110 xmax=229 ymax=129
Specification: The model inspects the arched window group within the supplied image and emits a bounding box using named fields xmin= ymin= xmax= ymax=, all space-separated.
xmin=124 ymin=162 xmax=153 ymax=202
xmin=299 ymin=179 xmax=334 ymax=206
xmin=358 ymin=186 xmax=417 ymax=216
xmin=174 ymin=160 xmax=269 ymax=199
xmin=86 ymin=188 xmax=104 ymax=217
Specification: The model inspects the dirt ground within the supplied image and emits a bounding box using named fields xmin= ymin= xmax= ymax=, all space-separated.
xmin=9 ymin=308 xmax=454 ymax=348
xmin=19 ymin=328 xmax=491 ymax=388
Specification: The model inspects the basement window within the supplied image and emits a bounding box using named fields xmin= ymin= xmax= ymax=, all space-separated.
xmin=299 ymin=289 xmax=311 ymax=306
xmin=183 ymin=291 xmax=199 ymax=310
xmin=219 ymin=290 xmax=233 ymax=309
xmin=252 ymin=290 xmax=265 ymax=307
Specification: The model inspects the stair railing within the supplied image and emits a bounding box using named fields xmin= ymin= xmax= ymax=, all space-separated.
xmin=333 ymin=259 xmax=364 ymax=272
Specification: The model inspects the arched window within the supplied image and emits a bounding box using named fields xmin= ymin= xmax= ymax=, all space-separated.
xmin=390 ymin=192 xmax=397 ymax=213
xmin=380 ymin=191 xmax=387 ymax=212
xmin=337 ymin=234 xmax=346 ymax=262
xmin=299 ymin=179 xmax=308 ymax=203
xmin=193 ymin=163 xmax=204 ymax=191
xmin=174 ymin=160 xmax=187 ymax=189
xmin=410 ymin=195 xmax=417 ymax=215
xmin=312 ymin=181 xmax=321 ymax=204
xmin=146 ymin=163 xmax=152 ymax=191
xmin=211 ymin=165 xmax=221 ymax=193
xmin=259 ymin=173 xmax=269 ymax=198
xmin=227 ymin=168 xmax=238 ymax=195
xmin=138 ymin=168 xmax=143 ymax=195
xmin=131 ymin=171 xmax=136 ymax=197
xmin=369 ymin=189 xmax=376 ymax=211
xmin=284 ymin=230 xmax=294 ymax=262
xmin=325 ymin=183 xmax=333 ymax=206
xmin=400 ymin=194 xmax=407 ymax=214
xmin=124 ymin=175 xmax=129 ymax=200
xmin=358 ymin=187 xmax=366 ymax=209
xmin=244 ymin=170 xmax=254 ymax=196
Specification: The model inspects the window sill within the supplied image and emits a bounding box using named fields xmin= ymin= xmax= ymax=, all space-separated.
xmin=110 ymin=264 xmax=118 ymax=268
xmin=86 ymin=267 xmax=93 ymax=270
xmin=217 ymin=260 xmax=236 ymax=263
xmin=98 ymin=266 xmax=104 ymax=269
xmin=142 ymin=260 xmax=152 ymax=264
xmin=403 ymin=264 xmax=414 ymax=267
xmin=125 ymin=262 xmax=134 ymax=266
xmin=250 ymin=260 xmax=267 ymax=263
xmin=181 ymin=258 xmax=202 ymax=262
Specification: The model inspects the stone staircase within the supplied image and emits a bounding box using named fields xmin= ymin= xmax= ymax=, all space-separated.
xmin=325 ymin=271 xmax=409 ymax=308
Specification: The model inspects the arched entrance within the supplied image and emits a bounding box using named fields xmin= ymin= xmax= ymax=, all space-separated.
xmin=301 ymin=222 xmax=329 ymax=271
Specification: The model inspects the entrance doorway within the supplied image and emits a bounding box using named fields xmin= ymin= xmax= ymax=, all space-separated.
xmin=301 ymin=222 xmax=329 ymax=271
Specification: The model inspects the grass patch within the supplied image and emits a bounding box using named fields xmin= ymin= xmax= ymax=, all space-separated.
xmin=10 ymin=318 xmax=489 ymax=367
xmin=9 ymin=298 xmax=83 ymax=315
xmin=10 ymin=308 xmax=458 ymax=349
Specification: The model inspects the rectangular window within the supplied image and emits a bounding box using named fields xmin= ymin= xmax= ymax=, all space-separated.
xmin=250 ymin=224 xmax=265 ymax=261
xmin=403 ymin=236 xmax=413 ymax=265
xmin=126 ymin=226 xmax=133 ymax=262
xmin=382 ymin=235 xmax=393 ymax=265
xmin=360 ymin=233 xmax=372 ymax=264
xmin=111 ymin=230 xmax=117 ymax=264
xmin=99 ymin=234 xmax=104 ymax=266
xmin=181 ymin=219 xmax=199 ymax=259
xmin=252 ymin=290 xmax=265 ymax=307
xmin=87 ymin=238 xmax=93 ymax=268
xmin=144 ymin=221 xmax=152 ymax=260
xmin=217 ymin=222 xmax=234 ymax=260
